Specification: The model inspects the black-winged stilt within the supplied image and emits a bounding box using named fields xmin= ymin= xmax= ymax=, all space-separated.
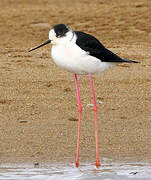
xmin=29 ymin=24 xmax=138 ymax=167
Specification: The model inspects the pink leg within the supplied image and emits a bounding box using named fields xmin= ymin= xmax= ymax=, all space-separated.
xmin=74 ymin=74 xmax=82 ymax=168
xmin=89 ymin=74 xmax=101 ymax=167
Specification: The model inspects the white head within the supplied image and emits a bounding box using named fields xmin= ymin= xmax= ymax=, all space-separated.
xmin=29 ymin=24 xmax=74 ymax=52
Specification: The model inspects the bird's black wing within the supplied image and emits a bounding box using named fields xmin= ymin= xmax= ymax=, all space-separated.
xmin=75 ymin=31 xmax=138 ymax=63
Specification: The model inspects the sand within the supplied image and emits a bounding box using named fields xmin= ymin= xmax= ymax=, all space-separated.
xmin=0 ymin=0 xmax=151 ymax=164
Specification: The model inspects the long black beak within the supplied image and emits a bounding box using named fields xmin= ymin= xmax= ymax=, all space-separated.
xmin=29 ymin=40 xmax=51 ymax=52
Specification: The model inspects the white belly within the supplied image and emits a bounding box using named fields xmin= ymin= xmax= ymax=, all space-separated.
xmin=51 ymin=42 xmax=115 ymax=74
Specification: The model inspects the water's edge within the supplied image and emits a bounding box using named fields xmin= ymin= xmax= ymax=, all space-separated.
xmin=0 ymin=160 xmax=151 ymax=180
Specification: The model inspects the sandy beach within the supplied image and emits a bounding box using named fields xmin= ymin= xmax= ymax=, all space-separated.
xmin=0 ymin=0 xmax=151 ymax=165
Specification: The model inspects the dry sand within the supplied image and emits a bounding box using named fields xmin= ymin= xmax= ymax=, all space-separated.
xmin=0 ymin=0 xmax=151 ymax=164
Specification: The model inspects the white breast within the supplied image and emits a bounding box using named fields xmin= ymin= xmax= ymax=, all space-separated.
xmin=51 ymin=42 xmax=115 ymax=75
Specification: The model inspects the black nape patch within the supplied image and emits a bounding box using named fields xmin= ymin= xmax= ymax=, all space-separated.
xmin=53 ymin=24 xmax=69 ymax=38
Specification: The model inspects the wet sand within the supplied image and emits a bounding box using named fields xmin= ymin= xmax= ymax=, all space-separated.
xmin=0 ymin=0 xmax=151 ymax=164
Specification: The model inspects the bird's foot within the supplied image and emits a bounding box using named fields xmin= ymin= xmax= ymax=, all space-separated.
xmin=75 ymin=161 xmax=79 ymax=168
xmin=96 ymin=160 xmax=101 ymax=168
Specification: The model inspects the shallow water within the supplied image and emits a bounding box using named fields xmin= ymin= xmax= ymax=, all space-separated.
xmin=0 ymin=160 xmax=151 ymax=180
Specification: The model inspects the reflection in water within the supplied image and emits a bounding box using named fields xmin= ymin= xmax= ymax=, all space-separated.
xmin=0 ymin=160 xmax=151 ymax=180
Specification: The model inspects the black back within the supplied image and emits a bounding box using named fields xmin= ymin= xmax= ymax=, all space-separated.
xmin=75 ymin=31 xmax=137 ymax=63
xmin=53 ymin=24 xmax=69 ymax=38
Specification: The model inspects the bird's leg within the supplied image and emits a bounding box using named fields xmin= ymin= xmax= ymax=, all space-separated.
xmin=74 ymin=74 xmax=82 ymax=168
xmin=89 ymin=74 xmax=101 ymax=167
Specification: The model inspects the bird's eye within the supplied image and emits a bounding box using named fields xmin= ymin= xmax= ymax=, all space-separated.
xmin=56 ymin=32 xmax=66 ymax=38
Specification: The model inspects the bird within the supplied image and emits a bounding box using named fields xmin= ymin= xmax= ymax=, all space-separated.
xmin=29 ymin=24 xmax=138 ymax=168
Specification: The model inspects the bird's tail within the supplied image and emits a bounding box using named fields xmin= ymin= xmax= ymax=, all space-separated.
xmin=122 ymin=59 xmax=139 ymax=63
